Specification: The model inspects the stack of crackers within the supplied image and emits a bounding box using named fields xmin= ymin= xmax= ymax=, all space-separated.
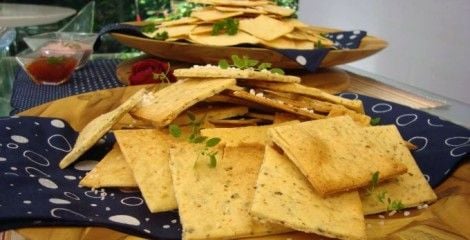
xmin=143 ymin=0 xmax=334 ymax=49
xmin=59 ymin=65 xmax=437 ymax=240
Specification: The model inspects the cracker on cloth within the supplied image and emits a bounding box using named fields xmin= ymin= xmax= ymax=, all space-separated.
xmin=79 ymin=145 xmax=137 ymax=188
xmin=169 ymin=144 xmax=290 ymax=239
xmin=114 ymin=129 xmax=178 ymax=213
xmin=173 ymin=67 xmax=301 ymax=83
xmin=269 ymin=116 xmax=408 ymax=196
xmin=251 ymin=145 xmax=366 ymax=240
xmin=59 ymin=89 xmax=147 ymax=169
xmin=131 ymin=78 xmax=236 ymax=127
xmin=359 ymin=125 xmax=437 ymax=214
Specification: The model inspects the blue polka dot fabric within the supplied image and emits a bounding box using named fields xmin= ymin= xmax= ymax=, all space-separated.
xmin=10 ymin=59 xmax=124 ymax=115
xmin=0 ymin=94 xmax=468 ymax=238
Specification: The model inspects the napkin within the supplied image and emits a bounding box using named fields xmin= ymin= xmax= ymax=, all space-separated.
xmin=93 ymin=23 xmax=367 ymax=72
xmin=0 ymin=94 xmax=468 ymax=239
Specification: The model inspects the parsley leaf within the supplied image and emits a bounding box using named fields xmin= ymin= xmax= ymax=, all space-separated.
xmin=206 ymin=137 xmax=221 ymax=147
xmin=370 ymin=117 xmax=381 ymax=126
xmin=212 ymin=18 xmax=239 ymax=36
xmin=218 ymin=59 xmax=230 ymax=69
xmin=141 ymin=23 xmax=156 ymax=33
xmin=47 ymin=56 xmax=65 ymax=65
xmin=154 ymin=31 xmax=169 ymax=41
xmin=257 ymin=62 xmax=272 ymax=70
xmin=388 ymin=200 xmax=405 ymax=211
xmin=270 ymin=68 xmax=285 ymax=75
xmin=169 ymin=124 xmax=182 ymax=138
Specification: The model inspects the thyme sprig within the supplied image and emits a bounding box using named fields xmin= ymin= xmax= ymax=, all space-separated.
xmin=169 ymin=112 xmax=221 ymax=168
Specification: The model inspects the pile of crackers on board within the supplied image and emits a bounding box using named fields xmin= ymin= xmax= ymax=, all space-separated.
xmin=59 ymin=58 xmax=437 ymax=240
xmin=142 ymin=0 xmax=334 ymax=49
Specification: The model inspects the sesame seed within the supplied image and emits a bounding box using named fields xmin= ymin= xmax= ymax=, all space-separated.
xmin=403 ymin=211 xmax=410 ymax=216
xmin=378 ymin=214 xmax=385 ymax=219
xmin=388 ymin=210 xmax=397 ymax=216
xmin=423 ymin=204 xmax=429 ymax=209
xmin=255 ymin=92 xmax=264 ymax=98
xmin=249 ymin=89 xmax=256 ymax=95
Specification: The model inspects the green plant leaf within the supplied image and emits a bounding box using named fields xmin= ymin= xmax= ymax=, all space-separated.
xmin=206 ymin=137 xmax=221 ymax=147
xmin=193 ymin=136 xmax=207 ymax=144
xmin=208 ymin=153 xmax=217 ymax=168
xmin=212 ymin=21 xmax=224 ymax=35
xmin=140 ymin=23 xmax=156 ymax=33
xmin=257 ymin=62 xmax=272 ymax=70
xmin=270 ymin=68 xmax=285 ymax=75
xmin=218 ymin=59 xmax=230 ymax=69
xmin=169 ymin=124 xmax=182 ymax=138
xmin=154 ymin=31 xmax=169 ymax=41
xmin=231 ymin=55 xmax=245 ymax=69
xmin=370 ymin=117 xmax=381 ymax=126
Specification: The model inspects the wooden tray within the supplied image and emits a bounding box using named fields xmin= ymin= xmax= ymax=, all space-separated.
xmin=15 ymin=86 xmax=470 ymax=240
xmin=110 ymin=25 xmax=387 ymax=69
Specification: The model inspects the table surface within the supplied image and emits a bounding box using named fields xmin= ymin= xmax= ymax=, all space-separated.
xmin=1 ymin=53 xmax=469 ymax=128
xmin=0 ymin=3 xmax=76 ymax=27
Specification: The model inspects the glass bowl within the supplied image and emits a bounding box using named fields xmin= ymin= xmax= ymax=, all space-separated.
xmin=16 ymin=47 xmax=84 ymax=85
xmin=23 ymin=32 xmax=97 ymax=69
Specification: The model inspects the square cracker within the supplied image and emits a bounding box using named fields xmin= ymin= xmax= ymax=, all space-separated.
xmin=201 ymin=121 xmax=298 ymax=147
xmin=169 ymin=144 xmax=289 ymax=239
xmin=239 ymin=15 xmax=293 ymax=41
xmin=114 ymin=129 xmax=178 ymax=213
xmin=79 ymin=145 xmax=137 ymax=188
xmin=359 ymin=125 xmax=437 ymax=214
xmin=59 ymin=89 xmax=147 ymax=169
xmin=173 ymin=68 xmax=300 ymax=83
xmin=131 ymin=78 xmax=236 ymax=127
xmin=269 ymin=116 xmax=408 ymax=196
xmin=251 ymin=145 xmax=366 ymax=240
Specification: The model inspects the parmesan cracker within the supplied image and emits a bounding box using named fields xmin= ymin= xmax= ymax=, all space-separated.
xmin=359 ymin=125 xmax=437 ymax=214
xmin=79 ymin=145 xmax=137 ymax=188
xmin=269 ymin=116 xmax=408 ymax=196
xmin=131 ymin=78 xmax=236 ymax=127
xmin=173 ymin=67 xmax=301 ymax=83
xmin=251 ymin=145 xmax=366 ymax=240
xmin=169 ymin=144 xmax=289 ymax=239
xmin=59 ymin=89 xmax=146 ymax=169
xmin=114 ymin=129 xmax=178 ymax=212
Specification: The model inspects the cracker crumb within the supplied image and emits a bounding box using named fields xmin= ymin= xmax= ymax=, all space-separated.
xmin=388 ymin=210 xmax=397 ymax=216
xmin=378 ymin=214 xmax=385 ymax=219
xmin=403 ymin=211 xmax=410 ymax=217
xmin=249 ymin=89 xmax=256 ymax=95
xmin=255 ymin=92 xmax=264 ymax=98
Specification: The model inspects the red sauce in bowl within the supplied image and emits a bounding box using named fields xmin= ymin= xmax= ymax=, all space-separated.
xmin=26 ymin=56 xmax=78 ymax=84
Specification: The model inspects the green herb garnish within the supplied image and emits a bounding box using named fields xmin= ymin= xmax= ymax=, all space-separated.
xmin=168 ymin=112 xmax=221 ymax=168
xmin=153 ymin=31 xmax=169 ymax=41
xmin=314 ymin=40 xmax=325 ymax=49
xmin=141 ymin=23 xmax=156 ymax=33
xmin=366 ymin=171 xmax=380 ymax=195
xmin=212 ymin=18 xmax=239 ymax=36
xmin=388 ymin=199 xmax=405 ymax=211
xmin=370 ymin=117 xmax=381 ymax=126
xmin=218 ymin=54 xmax=285 ymax=75
xmin=47 ymin=56 xmax=65 ymax=65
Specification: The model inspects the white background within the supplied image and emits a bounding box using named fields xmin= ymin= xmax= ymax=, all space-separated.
xmin=298 ymin=0 xmax=470 ymax=105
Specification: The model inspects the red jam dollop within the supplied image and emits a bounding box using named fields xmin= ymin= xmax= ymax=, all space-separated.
xmin=26 ymin=56 xmax=78 ymax=84
xmin=129 ymin=59 xmax=177 ymax=85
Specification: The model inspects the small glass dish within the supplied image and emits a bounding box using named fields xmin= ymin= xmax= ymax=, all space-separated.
xmin=23 ymin=32 xmax=97 ymax=69
xmin=16 ymin=47 xmax=84 ymax=85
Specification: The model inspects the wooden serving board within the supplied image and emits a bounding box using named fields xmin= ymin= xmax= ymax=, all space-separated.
xmin=111 ymin=25 xmax=387 ymax=70
xmin=15 ymin=86 xmax=470 ymax=240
